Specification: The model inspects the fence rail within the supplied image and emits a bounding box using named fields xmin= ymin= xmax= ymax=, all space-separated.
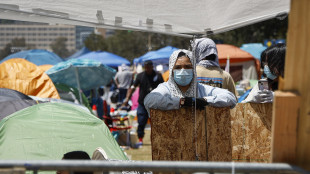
xmin=0 ymin=161 xmax=308 ymax=174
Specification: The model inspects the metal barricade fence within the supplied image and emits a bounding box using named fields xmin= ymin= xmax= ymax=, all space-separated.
xmin=0 ymin=161 xmax=308 ymax=174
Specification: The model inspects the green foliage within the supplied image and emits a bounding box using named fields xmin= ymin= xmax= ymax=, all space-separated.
xmin=0 ymin=38 xmax=35 ymax=60
xmin=83 ymin=33 xmax=107 ymax=51
xmin=50 ymin=37 xmax=70 ymax=58
xmin=82 ymin=18 xmax=287 ymax=63
xmin=210 ymin=18 xmax=288 ymax=46
xmin=84 ymin=31 xmax=190 ymax=63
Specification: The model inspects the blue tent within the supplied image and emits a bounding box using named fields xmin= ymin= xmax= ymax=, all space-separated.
xmin=76 ymin=51 xmax=130 ymax=67
xmin=134 ymin=51 xmax=157 ymax=64
xmin=135 ymin=46 xmax=178 ymax=65
xmin=67 ymin=47 xmax=91 ymax=59
xmin=1 ymin=49 xmax=64 ymax=66
xmin=240 ymin=43 xmax=267 ymax=60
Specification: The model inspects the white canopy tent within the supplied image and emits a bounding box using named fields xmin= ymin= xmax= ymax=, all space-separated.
xmin=0 ymin=0 xmax=289 ymax=37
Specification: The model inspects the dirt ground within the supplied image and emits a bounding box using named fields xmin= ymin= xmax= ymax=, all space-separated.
xmin=123 ymin=128 xmax=152 ymax=161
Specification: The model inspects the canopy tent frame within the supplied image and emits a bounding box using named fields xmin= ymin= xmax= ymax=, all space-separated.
xmin=0 ymin=1 xmax=289 ymax=37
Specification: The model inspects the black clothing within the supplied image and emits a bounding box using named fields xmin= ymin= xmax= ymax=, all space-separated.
xmin=134 ymin=71 xmax=164 ymax=106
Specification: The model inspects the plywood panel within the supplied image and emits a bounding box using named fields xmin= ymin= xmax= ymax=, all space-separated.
xmin=206 ymin=106 xmax=232 ymax=161
xmin=150 ymin=108 xmax=207 ymax=161
xmin=230 ymin=104 xmax=245 ymax=161
xmin=243 ymin=103 xmax=272 ymax=162
xmin=151 ymin=103 xmax=272 ymax=162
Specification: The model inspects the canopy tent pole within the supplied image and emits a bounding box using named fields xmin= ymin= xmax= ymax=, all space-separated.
xmin=74 ymin=67 xmax=83 ymax=104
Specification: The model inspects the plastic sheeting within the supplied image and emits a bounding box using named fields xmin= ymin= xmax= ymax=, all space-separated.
xmin=0 ymin=58 xmax=60 ymax=99
xmin=0 ymin=0 xmax=290 ymax=37
xmin=0 ymin=102 xmax=128 ymax=160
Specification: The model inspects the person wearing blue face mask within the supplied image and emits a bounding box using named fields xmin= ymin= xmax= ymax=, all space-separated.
xmin=144 ymin=49 xmax=237 ymax=113
xmin=242 ymin=43 xmax=286 ymax=103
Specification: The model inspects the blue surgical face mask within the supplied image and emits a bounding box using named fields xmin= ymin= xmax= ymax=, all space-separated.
xmin=173 ymin=68 xmax=193 ymax=86
xmin=264 ymin=65 xmax=277 ymax=80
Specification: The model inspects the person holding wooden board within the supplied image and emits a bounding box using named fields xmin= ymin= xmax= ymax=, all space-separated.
xmin=144 ymin=49 xmax=237 ymax=113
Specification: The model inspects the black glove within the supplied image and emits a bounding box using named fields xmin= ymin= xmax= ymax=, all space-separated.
xmin=183 ymin=97 xmax=208 ymax=110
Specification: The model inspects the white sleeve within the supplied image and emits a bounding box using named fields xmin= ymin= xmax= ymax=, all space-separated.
xmin=144 ymin=83 xmax=180 ymax=115
xmin=201 ymin=85 xmax=237 ymax=108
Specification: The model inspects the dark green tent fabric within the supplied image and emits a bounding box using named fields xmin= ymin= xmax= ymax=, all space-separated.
xmin=0 ymin=102 xmax=127 ymax=160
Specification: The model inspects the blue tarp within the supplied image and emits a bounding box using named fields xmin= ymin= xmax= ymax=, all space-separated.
xmin=76 ymin=51 xmax=130 ymax=67
xmin=240 ymin=43 xmax=267 ymax=60
xmin=1 ymin=49 xmax=64 ymax=66
xmin=135 ymin=46 xmax=178 ymax=65
xmin=67 ymin=47 xmax=91 ymax=59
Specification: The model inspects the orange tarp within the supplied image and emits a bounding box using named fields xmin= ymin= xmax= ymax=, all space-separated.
xmin=0 ymin=58 xmax=60 ymax=99
xmin=217 ymin=44 xmax=256 ymax=64
xmin=39 ymin=64 xmax=53 ymax=72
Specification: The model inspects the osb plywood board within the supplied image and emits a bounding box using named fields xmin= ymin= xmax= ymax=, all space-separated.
xmin=206 ymin=106 xmax=232 ymax=161
xmin=150 ymin=103 xmax=272 ymax=162
xmin=230 ymin=104 xmax=245 ymax=161
xmin=150 ymin=108 xmax=207 ymax=161
xmin=242 ymin=103 xmax=272 ymax=162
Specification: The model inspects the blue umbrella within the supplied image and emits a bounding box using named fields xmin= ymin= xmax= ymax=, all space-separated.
xmin=46 ymin=59 xmax=116 ymax=103
xmin=240 ymin=43 xmax=267 ymax=60
xmin=67 ymin=47 xmax=91 ymax=59
xmin=1 ymin=49 xmax=64 ymax=65
xmin=137 ymin=46 xmax=178 ymax=65
xmin=76 ymin=51 xmax=130 ymax=67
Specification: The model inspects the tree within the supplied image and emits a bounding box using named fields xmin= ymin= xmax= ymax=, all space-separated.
xmin=50 ymin=37 xmax=70 ymax=58
xmin=210 ymin=18 xmax=288 ymax=46
xmin=84 ymin=33 xmax=107 ymax=51
xmin=0 ymin=38 xmax=34 ymax=60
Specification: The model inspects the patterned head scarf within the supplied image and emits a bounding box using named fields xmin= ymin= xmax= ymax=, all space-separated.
xmin=167 ymin=49 xmax=197 ymax=98
xmin=192 ymin=38 xmax=220 ymax=67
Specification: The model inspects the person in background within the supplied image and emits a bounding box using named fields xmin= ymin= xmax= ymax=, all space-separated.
xmin=242 ymin=43 xmax=286 ymax=103
xmin=57 ymin=151 xmax=92 ymax=174
xmin=122 ymin=60 xmax=163 ymax=147
xmin=114 ymin=64 xmax=134 ymax=103
xmin=193 ymin=38 xmax=237 ymax=97
xmin=144 ymin=50 xmax=237 ymax=113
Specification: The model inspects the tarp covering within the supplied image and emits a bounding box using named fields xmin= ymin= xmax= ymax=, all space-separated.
xmin=217 ymin=44 xmax=256 ymax=64
xmin=216 ymin=44 xmax=259 ymax=81
xmin=76 ymin=51 xmax=130 ymax=67
xmin=240 ymin=43 xmax=267 ymax=60
xmin=0 ymin=49 xmax=64 ymax=66
xmin=38 ymin=64 xmax=53 ymax=72
xmin=0 ymin=0 xmax=290 ymax=36
xmin=68 ymin=47 xmax=91 ymax=59
xmin=136 ymin=46 xmax=178 ymax=65
xmin=0 ymin=102 xmax=128 ymax=160
xmin=0 ymin=58 xmax=60 ymax=99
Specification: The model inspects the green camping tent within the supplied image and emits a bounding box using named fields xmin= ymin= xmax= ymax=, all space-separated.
xmin=0 ymin=102 xmax=127 ymax=160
